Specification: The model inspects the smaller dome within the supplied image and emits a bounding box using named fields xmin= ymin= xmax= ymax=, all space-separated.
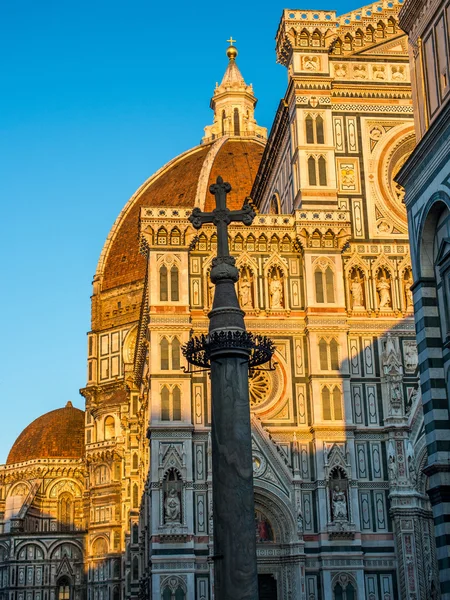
xmin=7 ymin=403 xmax=84 ymax=464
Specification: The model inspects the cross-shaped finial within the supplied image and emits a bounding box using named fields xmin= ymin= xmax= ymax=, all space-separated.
xmin=189 ymin=176 xmax=255 ymax=260
xmin=227 ymin=36 xmax=236 ymax=46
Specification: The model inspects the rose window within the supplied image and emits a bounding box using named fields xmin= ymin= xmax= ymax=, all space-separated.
xmin=249 ymin=370 xmax=271 ymax=408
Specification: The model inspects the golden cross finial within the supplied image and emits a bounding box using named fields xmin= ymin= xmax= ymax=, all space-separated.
xmin=227 ymin=36 xmax=236 ymax=46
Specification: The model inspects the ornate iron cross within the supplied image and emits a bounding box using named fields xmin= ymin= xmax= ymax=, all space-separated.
xmin=189 ymin=176 xmax=255 ymax=260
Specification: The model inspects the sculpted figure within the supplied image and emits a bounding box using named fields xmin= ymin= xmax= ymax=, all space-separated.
xmin=350 ymin=275 xmax=364 ymax=308
xmin=332 ymin=486 xmax=347 ymax=520
xmin=239 ymin=276 xmax=253 ymax=308
xmin=269 ymin=274 xmax=283 ymax=309
xmin=335 ymin=64 xmax=346 ymax=77
xmin=164 ymin=488 xmax=181 ymax=523
xmin=377 ymin=275 xmax=391 ymax=308
xmin=404 ymin=273 xmax=414 ymax=308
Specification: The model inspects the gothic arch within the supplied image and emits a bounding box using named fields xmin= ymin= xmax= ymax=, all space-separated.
xmin=48 ymin=479 xmax=83 ymax=499
xmin=49 ymin=540 xmax=83 ymax=560
xmin=122 ymin=324 xmax=138 ymax=365
xmin=331 ymin=572 xmax=358 ymax=599
xmin=160 ymin=575 xmax=187 ymax=597
xmin=15 ymin=541 xmax=47 ymax=560
xmin=253 ymin=487 xmax=297 ymax=544
xmin=91 ymin=536 xmax=109 ymax=557
xmin=8 ymin=481 xmax=31 ymax=497
xmin=417 ymin=193 xmax=450 ymax=279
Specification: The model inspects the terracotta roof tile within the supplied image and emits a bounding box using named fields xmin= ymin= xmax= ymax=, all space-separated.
xmin=7 ymin=402 xmax=84 ymax=464
xmin=101 ymin=139 xmax=264 ymax=291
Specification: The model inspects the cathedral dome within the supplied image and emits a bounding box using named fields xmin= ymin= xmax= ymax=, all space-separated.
xmin=98 ymin=137 xmax=265 ymax=291
xmin=6 ymin=402 xmax=84 ymax=464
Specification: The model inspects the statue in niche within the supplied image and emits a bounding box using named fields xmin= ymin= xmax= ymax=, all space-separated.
xmin=350 ymin=271 xmax=364 ymax=308
xmin=389 ymin=382 xmax=403 ymax=415
xmin=297 ymin=510 xmax=304 ymax=532
xmin=388 ymin=441 xmax=397 ymax=481
xmin=406 ymin=440 xmax=417 ymax=485
xmin=239 ymin=268 xmax=253 ymax=308
xmin=164 ymin=488 xmax=181 ymax=524
xmin=207 ymin=272 xmax=214 ymax=307
xmin=332 ymin=486 xmax=348 ymax=520
xmin=403 ymin=340 xmax=418 ymax=372
xmin=377 ymin=271 xmax=391 ymax=308
xmin=269 ymin=268 xmax=284 ymax=309
xmin=404 ymin=271 xmax=414 ymax=308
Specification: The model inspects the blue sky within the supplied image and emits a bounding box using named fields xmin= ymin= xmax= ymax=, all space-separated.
xmin=0 ymin=0 xmax=364 ymax=462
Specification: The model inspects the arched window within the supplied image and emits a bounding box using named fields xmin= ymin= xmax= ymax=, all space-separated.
xmin=222 ymin=110 xmax=226 ymax=135
xmin=323 ymin=386 xmax=343 ymax=420
xmin=92 ymin=537 xmax=107 ymax=556
xmin=172 ymin=387 xmax=181 ymax=421
xmin=57 ymin=577 xmax=71 ymax=600
xmin=315 ymin=264 xmax=335 ymax=304
xmin=161 ymin=338 xmax=169 ymax=370
xmin=270 ymin=195 xmax=280 ymax=214
xmin=305 ymin=115 xmax=314 ymax=143
xmin=160 ymin=262 xmax=180 ymax=302
xmin=132 ymin=556 xmax=139 ymax=581
xmin=95 ymin=464 xmax=109 ymax=485
xmin=330 ymin=339 xmax=339 ymax=370
xmin=315 ymin=268 xmax=324 ymax=303
xmin=333 ymin=578 xmax=356 ymax=599
xmin=58 ymin=493 xmax=74 ymax=531
xmin=104 ymin=416 xmax=115 ymax=440
xmin=160 ymin=265 xmax=168 ymax=301
xmin=325 ymin=266 xmax=335 ymax=302
xmin=319 ymin=339 xmax=340 ymax=370
xmin=162 ymin=582 xmax=186 ymax=600
xmin=322 ymin=387 xmax=331 ymax=420
xmin=308 ymin=156 xmax=317 ymax=186
xmin=308 ymin=156 xmax=327 ymax=186
xmin=333 ymin=386 xmax=343 ymax=420
xmin=234 ymin=108 xmax=240 ymax=135
xmin=132 ymin=453 xmax=138 ymax=471
xmin=132 ymin=484 xmax=139 ymax=509
xmin=316 ymin=116 xmax=324 ymax=143
xmin=171 ymin=338 xmax=181 ymax=370
xmin=319 ymin=339 xmax=328 ymax=370
xmin=305 ymin=115 xmax=324 ymax=144
xmin=170 ymin=266 xmax=179 ymax=301
xmin=113 ymin=587 xmax=120 ymax=600
xmin=132 ymin=524 xmax=139 ymax=544
xmin=318 ymin=156 xmax=327 ymax=185
xmin=161 ymin=386 xmax=182 ymax=421
xmin=161 ymin=387 xmax=170 ymax=421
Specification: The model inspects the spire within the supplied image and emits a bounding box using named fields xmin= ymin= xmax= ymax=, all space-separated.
xmin=203 ymin=39 xmax=267 ymax=143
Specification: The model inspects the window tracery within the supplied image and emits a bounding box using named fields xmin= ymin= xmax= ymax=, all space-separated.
xmin=305 ymin=114 xmax=325 ymax=144
xmin=322 ymin=385 xmax=343 ymax=420
xmin=314 ymin=260 xmax=336 ymax=303
xmin=160 ymin=385 xmax=182 ymax=421
xmin=308 ymin=155 xmax=327 ymax=186
xmin=158 ymin=258 xmax=180 ymax=302
xmin=58 ymin=493 xmax=74 ymax=531
xmin=160 ymin=336 xmax=181 ymax=370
